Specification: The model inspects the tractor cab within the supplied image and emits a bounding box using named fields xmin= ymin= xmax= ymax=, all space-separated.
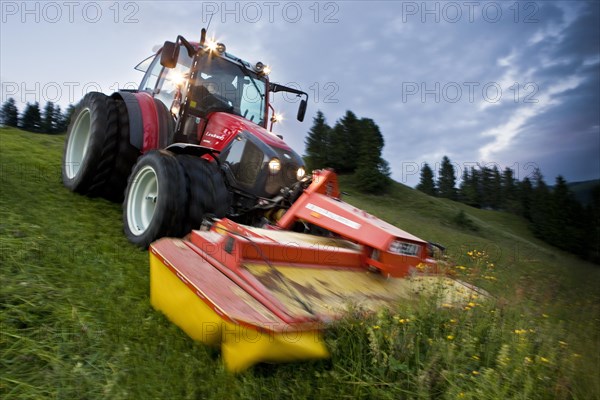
xmin=135 ymin=33 xmax=306 ymax=145
xmin=130 ymin=32 xmax=308 ymax=219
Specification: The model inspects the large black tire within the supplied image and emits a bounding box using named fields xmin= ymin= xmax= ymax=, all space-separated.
xmin=176 ymin=155 xmax=231 ymax=233
xmin=62 ymin=92 xmax=118 ymax=194
xmin=123 ymin=150 xmax=187 ymax=248
xmin=100 ymin=99 xmax=140 ymax=202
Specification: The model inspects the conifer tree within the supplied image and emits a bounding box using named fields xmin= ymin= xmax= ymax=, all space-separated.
xmin=417 ymin=163 xmax=436 ymax=196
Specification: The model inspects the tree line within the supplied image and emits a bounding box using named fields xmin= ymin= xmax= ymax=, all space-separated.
xmin=417 ymin=157 xmax=600 ymax=263
xmin=0 ymin=98 xmax=74 ymax=134
xmin=304 ymin=110 xmax=391 ymax=193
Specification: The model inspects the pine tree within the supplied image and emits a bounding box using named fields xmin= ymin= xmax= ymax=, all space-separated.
xmin=586 ymin=185 xmax=600 ymax=263
xmin=0 ymin=98 xmax=19 ymax=127
xmin=501 ymin=167 xmax=518 ymax=212
xmin=42 ymin=101 xmax=56 ymax=133
xmin=304 ymin=110 xmax=331 ymax=171
xmin=529 ymin=169 xmax=553 ymax=240
xmin=328 ymin=111 xmax=360 ymax=173
xmin=519 ymin=177 xmax=534 ymax=220
xmin=354 ymin=118 xmax=390 ymax=193
xmin=20 ymin=102 xmax=42 ymax=132
xmin=62 ymin=104 xmax=76 ymax=131
xmin=551 ymin=176 xmax=586 ymax=256
xmin=53 ymin=105 xmax=66 ymax=133
xmin=437 ymin=156 xmax=456 ymax=200
xmin=417 ymin=163 xmax=436 ymax=196
xmin=459 ymin=167 xmax=481 ymax=207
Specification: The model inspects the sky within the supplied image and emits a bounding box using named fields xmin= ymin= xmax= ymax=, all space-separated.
xmin=1 ymin=1 xmax=599 ymax=187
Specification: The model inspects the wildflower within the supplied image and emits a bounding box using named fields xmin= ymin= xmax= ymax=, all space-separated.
xmin=456 ymin=265 xmax=467 ymax=270
xmin=472 ymin=370 xmax=479 ymax=376
xmin=458 ymin=393 xmax=465 ymax=398
xmin=559 ymin=341 xmax=568 ymax=347
xmin=540 ymin=357 xmax=550 ymax=363
xmin=573 ymin=353 xmax=581 ymax=358
xmin=442 ymin=303 xmax=453 ymax=308
xmin=524 ymin=356 xmax=533 ymax=364
xmin=542 ymin=314 xmax=549 ymax=318
xmin=467 ymin=302 xmax=476 ymax=308
xmin=464 ymin=306 xmax=471 ymax=311
xmin=372 ymin=325 xmax=381 ymax=330
xmin=513 ymin=329 xmax=528 ymax=335
xmin=449 ymin=319 xmax=458 ymax=324
xmin=471 ymin=355 xmax=480 ymax=360
xmin=447 ymin=335 xmax=454 ymax=340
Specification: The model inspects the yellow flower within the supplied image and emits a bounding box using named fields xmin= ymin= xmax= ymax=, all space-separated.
xmin=471 ymin=355 xmax=480 ymax=360
xmin=559 ymin=341 xmax=568 ymax=347
xmin=464 ymin=306 xmax=471 ymax=311
xmin=513 ymin=329 xmax=527 ymax=335
xmin=542 ymin=314 xmax=549 ymax=318
xmin=449 ymin=319 xmax=458 ymax=324
xmin=472 ymin=370 xmax=479 ymax=375
xmin=540 ymin=357 xmax=550 ymax=363
xmin=442 ymin=303 xmax=453 ymax=308
xmin=467 ymin=302 xmax=476 ymax=308
xmin=372 ymin=325 xmax=381 ymax=330
xmin=525 ymin=356 xmax=533 ymax=364
xmin=447 ymin=335 xmax=454 ymax=340
xmin=458 ymin=392 xmax=465 ymax=398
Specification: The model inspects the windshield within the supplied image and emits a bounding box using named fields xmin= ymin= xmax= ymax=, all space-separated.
xmin=189 ymin=55 xmax=267 ymax=125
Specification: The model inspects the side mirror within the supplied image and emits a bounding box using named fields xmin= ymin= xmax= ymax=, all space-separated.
xmin=160 ymin=41 xmax=179 ymax=68
xmin=297 ymin=99 xmax=307 ymax=122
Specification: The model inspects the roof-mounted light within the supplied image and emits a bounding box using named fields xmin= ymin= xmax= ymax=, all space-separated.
xmin=215 ymin=42 xmax=226 ymax=54
xmin=255 ymin=61 xmax=271 ymax=76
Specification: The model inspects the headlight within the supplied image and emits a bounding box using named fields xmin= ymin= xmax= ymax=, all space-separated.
xmin=216 ymin=42 xmax=226 ymax=54
xmin=268 ymin=158 xmax=281 ymax=174
xmin=296 ymin=167 xmax=306 ymax=180
xmin=389 ymin=240 xmax=420 ymax=256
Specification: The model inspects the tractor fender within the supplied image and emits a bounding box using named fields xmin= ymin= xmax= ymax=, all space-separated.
xmin=112 ymin=91 xmax=174 ymax=152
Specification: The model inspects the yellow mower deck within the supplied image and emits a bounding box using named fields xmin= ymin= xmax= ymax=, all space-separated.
xmin=150 ymin=222 xmax=486 ymax=372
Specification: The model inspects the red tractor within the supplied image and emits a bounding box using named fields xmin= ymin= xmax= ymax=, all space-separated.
xmin=61 ymin=30 xmax=484 ymax=370
xmin=62 ymin=30 xmax=309 ymax=247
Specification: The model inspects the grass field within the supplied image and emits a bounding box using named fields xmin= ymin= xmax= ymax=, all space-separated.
xmin=1 ymin=127 xmax=599 ymax=399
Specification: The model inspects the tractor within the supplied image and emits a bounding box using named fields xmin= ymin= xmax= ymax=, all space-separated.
xmin=61 ymin=30 xmax=485 ymax=371
xmin=62 ymin=29 xmax=309 ymax=247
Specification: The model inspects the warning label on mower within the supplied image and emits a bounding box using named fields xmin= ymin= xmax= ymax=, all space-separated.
xmin=306 ymin=203 xmax=361 ymax=230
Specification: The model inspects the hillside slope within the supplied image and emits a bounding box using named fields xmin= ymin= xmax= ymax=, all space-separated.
xmin=1 ymin=127 xmax=598 ymax=399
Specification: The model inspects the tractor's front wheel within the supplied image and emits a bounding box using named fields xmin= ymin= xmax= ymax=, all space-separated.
xmin=62 ymin=92 xmax=118 ymax=194
xmin=123 ymin=150 xmax=187 ymax=248
xmin=176 ymin=155 xmax=231 ymax=233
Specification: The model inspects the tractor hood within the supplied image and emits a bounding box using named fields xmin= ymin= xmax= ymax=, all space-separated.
xmin=204 ymin=112 xmax=305 ymax=199
xmin=201 ymin=112 xmax=293 ymax=152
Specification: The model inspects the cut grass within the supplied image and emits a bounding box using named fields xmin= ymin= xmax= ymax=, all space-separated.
xmin=1 ymin=127 xmax=599 ymax=399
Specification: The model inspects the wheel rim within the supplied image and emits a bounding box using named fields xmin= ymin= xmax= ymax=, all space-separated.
xmin=64 ymin=108 xmax=91 ymax=179
xmin=127 ymin=165 xmax=159 ymax=236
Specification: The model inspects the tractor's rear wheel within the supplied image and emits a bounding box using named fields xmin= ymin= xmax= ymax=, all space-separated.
xmin=176 ymin=155 xmax=231 ymax=233
xmin=100 ymin=99 xmax=140 ymax=202
xmin=62 ymin=92 xmax=118 ymax=194
xmin=123 ymin=150 xmax=187 ymax=248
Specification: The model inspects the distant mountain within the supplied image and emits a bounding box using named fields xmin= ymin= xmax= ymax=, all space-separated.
xmin=566 ymin=179 xmax=600 ymax=206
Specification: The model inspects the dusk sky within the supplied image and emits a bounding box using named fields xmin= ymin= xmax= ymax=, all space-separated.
xmin=1 ymin=1 xmax=599 ymax=187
